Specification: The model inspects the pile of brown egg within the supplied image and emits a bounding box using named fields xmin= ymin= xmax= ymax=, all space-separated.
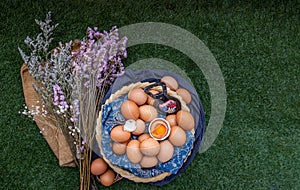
xmin=109 ymin=76 xmax=195 ymax=168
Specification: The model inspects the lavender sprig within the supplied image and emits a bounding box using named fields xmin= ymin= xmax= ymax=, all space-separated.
xmin=71 ymin=26 xmax=127 ymax=151
xmin=18 ymin=12 xmax=58 ymax=81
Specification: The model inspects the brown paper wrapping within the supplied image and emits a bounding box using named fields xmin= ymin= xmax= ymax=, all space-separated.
xmin=20 ymin=64 xmax=76 ymax=167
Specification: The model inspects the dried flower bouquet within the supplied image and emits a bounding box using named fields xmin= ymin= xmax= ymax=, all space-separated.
xmin=19 ymin=12 xmax=127 ymax=189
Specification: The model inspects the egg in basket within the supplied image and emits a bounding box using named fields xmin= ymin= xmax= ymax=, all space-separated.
xmin=95 ymin=69 xmax=205 ymax=185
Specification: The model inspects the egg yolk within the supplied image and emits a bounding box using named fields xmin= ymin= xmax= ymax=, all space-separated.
xmin=151 ymin=124 xmax=167 ymax=139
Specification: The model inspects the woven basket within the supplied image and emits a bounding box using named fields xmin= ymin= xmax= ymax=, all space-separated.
xmin=96 ymin=81 xmax=195 ymax=183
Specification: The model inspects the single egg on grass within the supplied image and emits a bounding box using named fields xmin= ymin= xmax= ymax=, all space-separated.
xmin=99 ymin=169 xmax=115 ymax=187
xmin=90 ymin=158 xmax=108 ymax=176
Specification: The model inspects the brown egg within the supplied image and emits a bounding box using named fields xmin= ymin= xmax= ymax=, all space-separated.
xmin=140 ymin=138 xmax=160 ymax=156
xmin=161 ymin=76 xmax=178 ymax=90
xmin=121 ymin=100 xmax=139 ymax=120
xmin=110 ymin=125 xmax=131 ymax=143
xmin=140 ymin=156 xmax=158 ymax=168
xmin=176 ymin=88 xmax=192 ymax=104
xmin=128 ymin=88 xmax=148 ymax=105
xmin=126 ymin=140 xmax=143 ymax=163
xmin=139 ymin=105 xmax=158 ymax=122
xmin=176 ymin=110 xmax=195 ymax=131
xmin=157 ymin=140 xmax=174 ymax=163
xmin=112 ymin=141 xmax=127 ymax=155
xmin=169 ymin=126 xmax=186 ymax=146
xmin=90 ymin=158 xmax=108 ymax=176
xmin=166 ymin=114 xmax=177 ymax=126
xmin=132 ymin=119 xmax=146 ymax=135
xmin=138 ymin=133 xmax=151 ymax=142
xmin=147 ymin=90 xmax=159 ymax=106
xmin=100 ymin=169 xmax=115 ymax=187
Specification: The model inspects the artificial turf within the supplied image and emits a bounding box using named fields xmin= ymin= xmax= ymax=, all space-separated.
xmin=0 ymin=0 xmax=299 ymax=189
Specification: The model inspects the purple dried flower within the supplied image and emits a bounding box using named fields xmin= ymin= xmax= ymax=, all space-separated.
xmin=60 ymin=95 xmax=65 ymax=101
xmin=80 ymin=146 xmax=84 ymax=151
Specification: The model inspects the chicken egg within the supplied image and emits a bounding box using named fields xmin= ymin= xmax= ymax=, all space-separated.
xmin=112 ymin=141 xmax=127 ymax=155
xmin=161 ymin=76 xmax=178 ymax=90
xmin=166 ymin=114 xmax=177 ymax=126
xmin=121 ymin=100 xmax=139 ymax=120
xmin=169 ymin=126 xmax=186 ymax=146
xmin=126 ymin=140 xmax=143 ymax=163
xmin=132 ymin=119 xmax=146 ymax=135
xmin=139 ymin=105 xmax=158 ymax=122
xmin=176 ymin=110 xmax=194 ymax=131
xmin=110 ymin=125 xmax=131 ymax=143
xmin=138 ymin=133 xmax=151 ymax=142
xmin=157 ymin=140 xmax=174 ymax=163
xmin=176 ymin=88 xmax=192 ymax=104
xmin=140 ymin=156 xmax=158 ymax=168
xmin=140 ymin=138 xmax=160 ymax=156
xmin=147 ymin=90 xmax=159 ymax=106
xmin=128 ymin=88 xmax=148 ymax=105
xmin=100 ymin=169 xmax=115 ymax=187
xmin=90 ymin=158 xmax=108 ymax=176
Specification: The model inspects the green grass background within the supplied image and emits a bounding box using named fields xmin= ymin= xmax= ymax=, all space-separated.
xmin=0 ymin=0 xmax=299 ymax=189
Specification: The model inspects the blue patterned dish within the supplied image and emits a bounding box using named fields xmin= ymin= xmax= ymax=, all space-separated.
xmin=99 ymin=93 xmax=195 ymax=179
